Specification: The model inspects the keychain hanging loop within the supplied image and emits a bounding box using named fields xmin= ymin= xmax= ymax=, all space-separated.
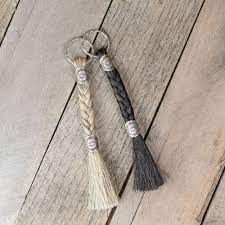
xmin=65 ymin=36 xmax=94 ymax=66
xmin=82 ymin=29 xmax=110 ymax=58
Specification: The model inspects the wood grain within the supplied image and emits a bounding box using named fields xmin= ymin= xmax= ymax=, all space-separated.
xmin=0 ymin=0 xmax=111 ymax=225
xmin=203 ymin=172 xmax=225 ymax=225
xmin=0 ymin=0 xmax=19 ymax=43
xmin=110 ymin=0 xmax=225 ymax=224
xmin=14 ymin=0 xmax=204 ymax=225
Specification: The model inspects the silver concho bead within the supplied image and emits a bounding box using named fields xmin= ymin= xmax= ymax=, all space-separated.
xmin=100 ymin=55 xmax=114 ymax=71
xmin=125 ymin=120 xmax=139 ymax=138
xmin=85 ymin=135 xmax=98 ymax=151
xmin=76 ymin=67 xmax=88 ymax=84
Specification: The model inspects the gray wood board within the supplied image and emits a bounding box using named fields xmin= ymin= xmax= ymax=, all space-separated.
xmin=0 ymin=0 xmax=111 ymax=224
xmin=14 ymin=0 xmax=204 ymax=225
xmin=109 ymin=0 xmax=225 ymax=224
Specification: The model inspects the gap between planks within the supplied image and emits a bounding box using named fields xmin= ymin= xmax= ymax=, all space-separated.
xmin=0 ymin=0 xmax=20 ymax=45
xmin=202 ymin=169 xmax=225 ymax=225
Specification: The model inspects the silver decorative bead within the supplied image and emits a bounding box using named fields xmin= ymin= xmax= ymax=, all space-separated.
xmin=100 ymin=55 xmax=114 ymax=71
xmin=76 ymin=67 xmax=88 ymax=83
xmin=85 ymin=135 xmax=98 ymax=151
xmin=125 ymin=120 xmax=139 ymax=138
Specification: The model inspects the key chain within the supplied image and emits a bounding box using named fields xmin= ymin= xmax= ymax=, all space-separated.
xmin=65 ymin=37 xmax=118 ymax=209
xmin=82 ymin=30 xmax=163 ymax=191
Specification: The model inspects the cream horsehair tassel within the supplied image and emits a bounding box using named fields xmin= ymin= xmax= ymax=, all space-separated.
xmin=73 ymin=57 xmax=119 ymax=210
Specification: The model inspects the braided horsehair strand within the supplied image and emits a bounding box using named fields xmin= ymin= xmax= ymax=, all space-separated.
xmin=73 ymin=57 xmax=118 ymax=209
xmin=96 ymin=49 xmax=164 ymax=191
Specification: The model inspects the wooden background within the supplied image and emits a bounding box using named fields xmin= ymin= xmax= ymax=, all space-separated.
xmin=0 ymin=0 xmax=224 ymax=224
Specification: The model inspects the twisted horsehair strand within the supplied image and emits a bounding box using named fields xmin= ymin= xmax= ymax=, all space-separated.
xmin=96 ymin=49 xmax=164 ymax=191
xmin=73 ymin=57 xmax=118 ymax=209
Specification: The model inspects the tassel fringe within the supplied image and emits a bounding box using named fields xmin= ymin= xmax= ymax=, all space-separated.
xmin=88 ymin=150 xmax=119 ymax=210
xmin=133 ymin=134 xmax=163 ymax=191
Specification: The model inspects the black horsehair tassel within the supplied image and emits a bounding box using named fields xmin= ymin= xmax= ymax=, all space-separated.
xmin=96 ymin=49 xmax=164 ymax=191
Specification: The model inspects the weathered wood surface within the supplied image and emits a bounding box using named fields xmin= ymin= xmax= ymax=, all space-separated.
xmin=0 ymin=0 xmax=19 ymax=43
xmin=0 ymin=0 xmax=111 ymax=225
xmin=14 ymin=0 xmax=204 ymax=225
xmin=110 ymin=0 xmax=225 ymax=224
xmin=203 ymin=172 xmax=225 ymax=225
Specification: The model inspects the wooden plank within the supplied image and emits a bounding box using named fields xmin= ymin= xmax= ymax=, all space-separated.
xmin=203 ymin=171 xmax=225 ymax=225
xmin=0 ymin=0 xmax=111 ymax=225
xmin=0 ymin=0 xmax=19 ymax=43
xmin=14 ymin=0 xmax=204 ymax=225
xmin=110 ymin=0 xmax=225 ymax=224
